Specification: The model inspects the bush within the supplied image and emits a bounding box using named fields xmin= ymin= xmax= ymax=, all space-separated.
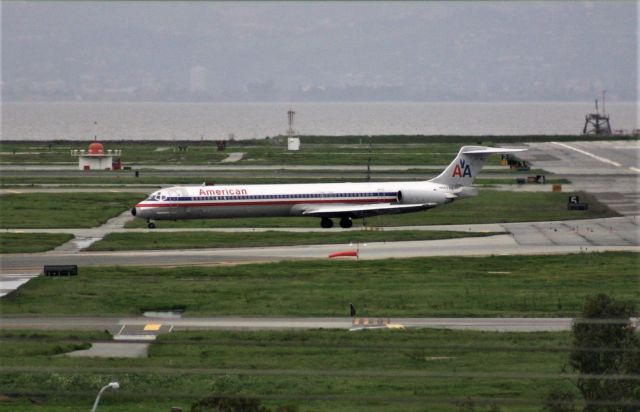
xmin=191 ymin=396 xmax=270 ymax=412
xmin=570 ymin=293 xmax=640 ymax=411
xmin=543 ymin=389 xmax=577 ymax=412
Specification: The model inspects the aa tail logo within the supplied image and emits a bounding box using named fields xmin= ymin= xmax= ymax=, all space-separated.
xmin=452 ymin=159 xmax=472 ymax=178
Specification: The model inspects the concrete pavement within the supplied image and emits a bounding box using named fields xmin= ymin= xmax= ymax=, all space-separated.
xmin=0 ymin=315 xmax=589 ymax=333
xmin=1 ymin=232 xmax=637 ymax=273
xmin=517 ymin=140 xmax=639 ymax=215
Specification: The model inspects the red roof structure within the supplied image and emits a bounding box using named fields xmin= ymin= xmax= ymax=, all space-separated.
xmin=88 ymin=141 xmax=105 ymax=155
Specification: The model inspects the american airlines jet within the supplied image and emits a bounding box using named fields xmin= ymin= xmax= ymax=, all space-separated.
xmin=131 ymin=146 xmax=525 ymax=229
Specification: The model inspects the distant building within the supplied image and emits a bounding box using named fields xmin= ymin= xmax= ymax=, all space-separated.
xmin=71 ymin=140 xmax=122 ymax=171
xmin=287 ymin=137 xmax=300 ymax=151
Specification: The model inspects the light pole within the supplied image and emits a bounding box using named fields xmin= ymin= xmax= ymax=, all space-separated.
xmin=91 ymin=381 xmax=119 ymax=412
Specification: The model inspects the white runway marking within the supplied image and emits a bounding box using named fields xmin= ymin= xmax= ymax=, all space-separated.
xmin=551 ymin=142 xmax=622 ymax=167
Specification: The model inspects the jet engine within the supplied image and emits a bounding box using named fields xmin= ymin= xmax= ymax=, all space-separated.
xmin=397 ymin=189 xmax=450 ymax=204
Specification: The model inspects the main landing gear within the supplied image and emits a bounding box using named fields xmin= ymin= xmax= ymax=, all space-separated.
xmin=339 ymin=217 xmax=353 ymax=229
xmin=320 ymin=217 xmax=353 ymax=229
xmin=147 ymin=220 xmax=156 ymax=229
xmin=320 ymin=217 xmax=333 ymax=229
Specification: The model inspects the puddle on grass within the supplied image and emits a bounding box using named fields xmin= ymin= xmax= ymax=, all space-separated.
xmin=0 ymin=273 xmax=40 ymax=297
xmin=73 ymin=237 xmax=102 ymax=250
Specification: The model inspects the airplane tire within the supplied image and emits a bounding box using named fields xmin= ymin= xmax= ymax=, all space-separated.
xmin=148 ymin=222 xmax=156 ymax=229
xmin=320 ymin=218 xmax=334 ymax=229
xmin=339 ymin=217 xmax=353 ymax=229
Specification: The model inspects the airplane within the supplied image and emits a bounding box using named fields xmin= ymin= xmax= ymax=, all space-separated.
xmin=131 ymin=145 xmax=525 ymax=229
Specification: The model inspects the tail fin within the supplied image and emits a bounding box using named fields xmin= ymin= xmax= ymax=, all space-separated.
xmin=429 ymin=146 xmax=526 ymax=187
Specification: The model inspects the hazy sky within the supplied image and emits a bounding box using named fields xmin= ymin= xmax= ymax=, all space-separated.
xmin=2 ymin=1 xmax=637 ymax=102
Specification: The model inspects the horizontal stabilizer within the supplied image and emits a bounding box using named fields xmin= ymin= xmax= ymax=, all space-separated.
xmin=300 ymin=202 xmax=437 ymax=218
xmin=462 ymin=148 xmax=527 ymax=154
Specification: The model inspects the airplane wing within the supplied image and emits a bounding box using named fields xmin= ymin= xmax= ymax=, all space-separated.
xmin=299 ymin=202 xmax=437 ymax=218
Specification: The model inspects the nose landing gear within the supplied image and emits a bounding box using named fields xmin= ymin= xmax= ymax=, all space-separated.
xmin=147 ymin=220 xmax=156 ymax=229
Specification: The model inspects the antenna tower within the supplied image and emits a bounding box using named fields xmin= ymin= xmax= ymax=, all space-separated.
xmin=287 ymin=110 xmax=295 ymax=140
xmin=583 ymin=90 xmax=612 ymax=135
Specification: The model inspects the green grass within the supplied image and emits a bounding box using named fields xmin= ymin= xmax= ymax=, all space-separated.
xmin=0 ymin=174 xmax=554 ymax=187
xmin=0 ymin=233 xmax=74 ymax=253
xmin=0 ymin=328 xmax=580 ymax=411
xmin=0 ymin=189 xmax=608 ymax=231
xmin=2 ymin=253 xmax=637 ymax=317
xmin=2 ymin=135 xmax=636 ymax=166
xmin=0 ymin=193 xmax=145 ymax=228
xmin=126 ymin=190 xmax=618 ymax=229
xmin=88 ymin=230 xmax=499 ymax=252
xmin=0 ymin=140 xmax=507 ymax=166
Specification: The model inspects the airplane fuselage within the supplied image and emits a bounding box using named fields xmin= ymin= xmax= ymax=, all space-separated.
xmin=133 ymin=180 xmax=450 ymax=221
xmin=131 ymin=146 xmax=525 ymax=228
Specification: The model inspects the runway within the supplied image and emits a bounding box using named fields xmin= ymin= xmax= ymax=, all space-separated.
xmin=2 ymin=164 xmax=503 ymax=172
xmin=1 ymin=140 xmax=638 ymax=343
xmin=2 ymin=228 xmax=638 ymax=272
xmin=517 ymin=140 xmax=639 ymax=215
xmin=1 ymin=141 xmax=638 ymax=297
xmin=0 ymin=315 xmax=584 ymax=334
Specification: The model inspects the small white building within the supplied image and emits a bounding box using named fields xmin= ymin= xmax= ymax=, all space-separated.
xmin=287 ymin=137 xmax=300 ymax=151
xmin=71 ymin=141 xmax=122 ymax=171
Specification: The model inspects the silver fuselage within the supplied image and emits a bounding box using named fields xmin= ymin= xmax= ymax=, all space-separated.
xmin=133 ymin=181 xmax=452 ymax=221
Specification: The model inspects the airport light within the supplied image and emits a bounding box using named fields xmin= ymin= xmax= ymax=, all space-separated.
xmin=91 ymin=381 xmax=119 ymax=412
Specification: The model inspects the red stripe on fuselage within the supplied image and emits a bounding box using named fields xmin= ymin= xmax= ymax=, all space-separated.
xmin=135 ymin=197 xmax=397 ymax=209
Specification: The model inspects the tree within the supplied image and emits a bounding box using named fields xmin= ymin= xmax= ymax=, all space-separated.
xmin=569 ymin=293 xmax=640 ymax=411
xmin=190 ymin=396 xmax=298 ymax=412
xmin=190 ymin=396 xmax=271 ymax=412
xmin=543 ymin=388 xmax=577 ymax=412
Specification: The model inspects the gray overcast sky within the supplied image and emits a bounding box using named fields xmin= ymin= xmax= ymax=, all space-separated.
xmin=2 ymin=1 xmax=637 ymax=102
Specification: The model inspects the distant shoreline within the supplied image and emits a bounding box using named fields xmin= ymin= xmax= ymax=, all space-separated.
xmin=1 ymin=134 xmax=638 ymax=144
xmin=4 ymin=101 xmax=637 ymax=139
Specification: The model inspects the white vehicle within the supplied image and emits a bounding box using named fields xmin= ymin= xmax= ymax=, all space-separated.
xmin=131 ymin=146 xmax=525 ymax=229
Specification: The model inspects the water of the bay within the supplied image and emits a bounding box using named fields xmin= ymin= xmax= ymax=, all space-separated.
xmin=2 ymin=101 xmax=637 ymax=141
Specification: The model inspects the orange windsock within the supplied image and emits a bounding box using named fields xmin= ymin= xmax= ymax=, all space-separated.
xmin=328 ymin=250 xmax=358 ymax=259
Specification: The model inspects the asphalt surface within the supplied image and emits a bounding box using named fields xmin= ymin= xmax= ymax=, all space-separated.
xmin=1 ymin=140 xmax=638 ymax=338
xmin=517 ymin=140 xmax=639 ymax=215
xmin=0 ymin=315 xmax=584 ymax=333
xmin=2 ymin=227 xmax=637 ymax=272
xmin=0 ymin=171 xmax=533 ymax=186
xmin=1 ymin=164 xmax=509 ymax=171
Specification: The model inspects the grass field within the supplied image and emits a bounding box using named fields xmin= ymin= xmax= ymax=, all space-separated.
xmin=0 ymin=190 xmax=611 ymax=230
xmin=0 ymin=174 xmax=566 ymax=187
xmin=88 ymin=230 xmax=498 ymax=251
xmin=125 ymin=190 xmax=618 ymax=229
xmin=0 ymin=139 xmax=545 ymax=167
xmin=0 ymin=233 xmax=73 ymax=253
xmin=2 ymin=253 xmax=637 ymax=317
xmin=2 ymin=135 xmax=636 ymax=166
xmin=0 ymin=328 xmax=579 ymax=411
xmin=0 ymin=192 xmax=145 ymax=228
xmin=0 ymin=140 xmax=505 ymax=166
